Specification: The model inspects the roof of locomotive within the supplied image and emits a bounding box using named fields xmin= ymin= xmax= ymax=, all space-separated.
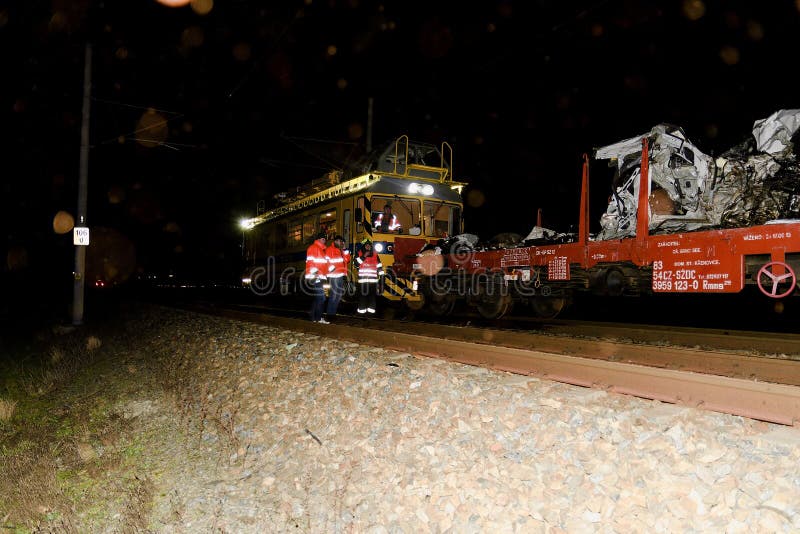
xmin=347 ymin=138 xmax=450 ymax=178
xmin=240 ymin=137 xmax=465 ymax=229
xmin=243 ymin=173 xmax=464 ymax=229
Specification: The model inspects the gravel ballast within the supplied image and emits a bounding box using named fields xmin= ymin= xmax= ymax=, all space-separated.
xmin=72 ymin=306 xmax=800 ymax=531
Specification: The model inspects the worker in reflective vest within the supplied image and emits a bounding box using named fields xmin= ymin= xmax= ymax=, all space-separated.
xmin=324 ymin=235 xmax=351 ymax=322
xmin=305 ymin=232 xmax=329 ymax=323
xmin=374 ymin=202 xmax=401 ymax=233
xmin=355 ymin=240 xmax=384 ymax=315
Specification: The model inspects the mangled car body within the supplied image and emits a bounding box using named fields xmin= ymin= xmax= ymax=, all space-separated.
xmin=595 ymin=109 xmax=800 ymax=240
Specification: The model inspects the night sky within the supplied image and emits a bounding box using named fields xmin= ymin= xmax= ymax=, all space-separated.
xmin=4 ymin=0 xmax=800 ymax=296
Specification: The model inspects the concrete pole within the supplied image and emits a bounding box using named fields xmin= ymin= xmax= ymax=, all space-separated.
xmin=72 ymin=42 xmax=92 ymax=325
xmin=366 ymin=97 xmax=373 ymax=153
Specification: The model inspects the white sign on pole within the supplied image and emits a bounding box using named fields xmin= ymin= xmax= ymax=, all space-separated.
xmin=73 ymin=226 xmax=90 ymax=246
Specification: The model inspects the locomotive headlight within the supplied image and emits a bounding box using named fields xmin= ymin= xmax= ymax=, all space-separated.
xmin=239 ymin=218 xmax=255 ymax=230
xmin=408 ymin=183 xmax=435 ymax=195
xmin=374 ymin=243 xmax=384 ymax=253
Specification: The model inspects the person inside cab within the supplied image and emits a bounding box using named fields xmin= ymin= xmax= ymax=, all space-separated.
xmin=374 ymin=201 xmax=401 ymax=233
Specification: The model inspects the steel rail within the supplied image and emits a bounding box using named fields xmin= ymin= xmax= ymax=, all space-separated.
xmin=198 ymin=306 xmax=800 ymax=426
xmin=216 ymin=301 xmax=800 ymax=358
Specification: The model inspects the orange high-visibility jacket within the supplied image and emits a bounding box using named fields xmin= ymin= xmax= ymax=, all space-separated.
xmin=305 ymin=239 xmax=329 ymax=280
xmin=325 ymin=245 xmax=351 ymax=278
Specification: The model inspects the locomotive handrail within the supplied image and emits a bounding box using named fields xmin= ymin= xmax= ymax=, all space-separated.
xmin=441 ymin=141 xmax=453 ymax=183
xmin=405 ymin=163 xmax=449 ymax=182
xmin=392 ymin=135 xmax=410 ymax=176
xmin=389 ymin=135 xmax=453 ymax=183
xmin=247 ymin=173 xmax=381 ymax=227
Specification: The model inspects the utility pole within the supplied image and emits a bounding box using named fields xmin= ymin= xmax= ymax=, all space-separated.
xmin=72 ymin=42 xmax=92 ymax=325
xmin=366 ymin=97 xmax=373 ymax=153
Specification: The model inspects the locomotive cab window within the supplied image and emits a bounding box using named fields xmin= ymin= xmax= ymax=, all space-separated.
xmin=424 ymin=202 xmax=460 ymax=237
xmin=372 ymin=197 xmax=419 ymax=234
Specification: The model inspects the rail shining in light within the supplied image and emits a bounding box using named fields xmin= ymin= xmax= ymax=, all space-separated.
xmin=239 ymin=218 xmax=256 ymax=230
xmin=408 ymin=182 xmax=435 ymax=195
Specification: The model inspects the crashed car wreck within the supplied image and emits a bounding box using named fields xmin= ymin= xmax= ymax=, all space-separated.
xmin=418 ymin=109 xmax=800 ymax=255
xmin=594 ymin=108 xmax=800 ymax=240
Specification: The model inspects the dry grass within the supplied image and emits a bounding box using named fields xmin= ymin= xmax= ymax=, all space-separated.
xmin=85 ymin=336 xmax=102 ymax=352
xmin=1 ymin=442 xmax=79 ymax=533
xmin=0 ymin=398 xmax=16 ymax=421
xmin=0 ymin=325 xmax=157 ymax=532
xmin=17 ymin=337 xmax=101 ymax=398
xmin=1 ymin=308 xmax=239 ymax=532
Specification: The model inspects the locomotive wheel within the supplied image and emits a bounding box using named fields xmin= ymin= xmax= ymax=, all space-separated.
xmin=475 ymin=291 xmax=512 ymax=319
xmin=531 ymin=296 xmax=568 ymax=319
xmin=426 ymin=293 xmax=456 ymax=316
xmin=404 ymin=293 xmax=426 ymax=311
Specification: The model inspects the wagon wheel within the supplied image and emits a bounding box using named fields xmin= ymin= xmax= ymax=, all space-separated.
xmin=757 ymin=261 xmax=796 ymax=298
xmin=531 ymin=296 xmax=568 ymax=319
xmin=474 ymin=285 xmax=512 ymax=319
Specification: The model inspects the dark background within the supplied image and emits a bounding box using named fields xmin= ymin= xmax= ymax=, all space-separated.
xmin=3 ymin=0 xmax=800 ymax=314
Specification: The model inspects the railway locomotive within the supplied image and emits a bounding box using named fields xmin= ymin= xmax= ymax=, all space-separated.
xmin=391 ymin=111 xmax=800 ymax=319
xmin=240 ymin=135 xmax=467 ymax=302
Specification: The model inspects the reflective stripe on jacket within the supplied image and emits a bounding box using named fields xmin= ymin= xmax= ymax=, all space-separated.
xmin=325 ymin=245 xmax=351 ymax=278
xmin=356 ymin=253 xmax=383 ymax=283
xmin=374 ymin=213 xmax=400 ymax=231
xmin=305 ymin=239 xmax=329 ymax=280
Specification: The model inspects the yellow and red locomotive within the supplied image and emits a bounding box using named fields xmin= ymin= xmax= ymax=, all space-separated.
xmin=240 ymin=135 xmax=467 ymax=303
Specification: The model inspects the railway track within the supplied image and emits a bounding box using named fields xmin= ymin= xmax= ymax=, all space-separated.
xmin=196 ymin=298 xmax=800 ymax=359
xmin=181 ymin=300 xmax=800 ymax=427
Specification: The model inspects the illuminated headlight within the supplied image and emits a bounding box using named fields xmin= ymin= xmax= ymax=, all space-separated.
xmin=241 ymin=277 xmax=252 ymax=285
xmin=374 ymin=243 xmax=384 ymax=253
xmin=408 ymin=183 xmax=435 ymax=195
xmin=239 ymin=218 xmax=255 ymax=230
xmin=412 ymin=280 xmax=418 ymax=291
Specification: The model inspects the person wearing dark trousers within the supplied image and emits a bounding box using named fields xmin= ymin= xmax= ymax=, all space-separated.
xmin=324 ymin=235 xmax=350 ymax=323
xmin=305 ymin=232 xmax=329 ymax=323
xmin=355 ymin=240 xmax=384 ymax=315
